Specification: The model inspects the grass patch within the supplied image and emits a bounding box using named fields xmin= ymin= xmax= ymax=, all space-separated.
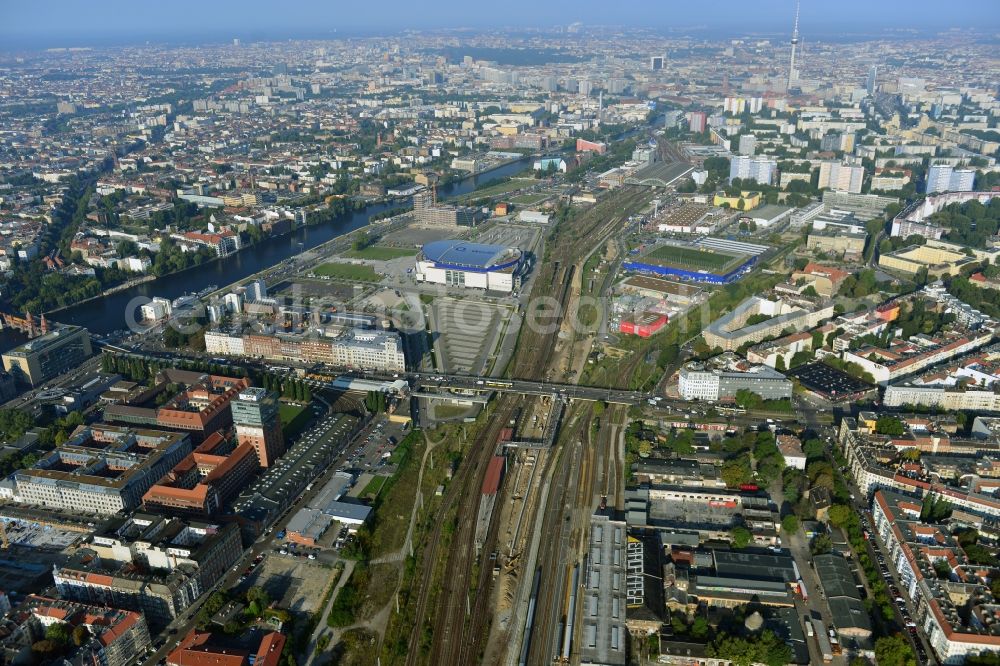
xmin=360 ymin=475 xmax=387 ymax=499
xmin=342 ymin=246 xmax=417 ymax=261
xmin=312 ymin=263 xmax=380 ymax=282
xmin=433 ymin=404 xmax=472 ymax=419
xmin=347 ymin=430 xmax=422 ymax=560
xmin=510 ymin=193 xmax=548 ymax=206
xmin=279 ymin=403 xmax=310 ymax=440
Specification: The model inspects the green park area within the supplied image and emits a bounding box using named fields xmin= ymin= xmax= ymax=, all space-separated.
xmin=342 ymin=246 xmax=417 ymax=261
xmin=312 ymin=263 xmax=380 ymax=282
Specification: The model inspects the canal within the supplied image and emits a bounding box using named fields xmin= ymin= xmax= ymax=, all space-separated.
xmin=53 ymin=158 xmax=531 ymax=335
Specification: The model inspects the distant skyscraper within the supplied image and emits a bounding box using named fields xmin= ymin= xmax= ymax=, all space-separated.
xmin=650 ymin=56 xmax=664 ymax=71
xmin=787 ymin=0 xmax=801 ymax=91
xmin=232 ymin=38 xmax=240 ymax=47
xmin=273 ymin=63 xmax=288 ymax=76
xmin=688 ymin=111 xmax=707 ymax=133
xmin=233 ymin=388 xmax=284 ymax=468
xmin=866 ymin=64 xmax=878 ymax=96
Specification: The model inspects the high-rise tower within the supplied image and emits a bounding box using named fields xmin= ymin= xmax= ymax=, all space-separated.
xmin=232 ymin=388 xmax=284 ymax=468
xmin=787 ymin=0 xmax=801 ymax=91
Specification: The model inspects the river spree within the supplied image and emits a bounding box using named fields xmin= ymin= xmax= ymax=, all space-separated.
xmin=54 ymin=159 xmax=530 ymax=335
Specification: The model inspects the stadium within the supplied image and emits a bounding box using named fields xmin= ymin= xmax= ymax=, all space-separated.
xmin=415 ymin=239 xmax=525 ymax=292
xmin=622 ymin=239 xmax=761 ymax=285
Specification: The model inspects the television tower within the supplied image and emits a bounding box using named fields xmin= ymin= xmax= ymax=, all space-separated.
xmin=787 ymin=0 xmax=800 ymax=92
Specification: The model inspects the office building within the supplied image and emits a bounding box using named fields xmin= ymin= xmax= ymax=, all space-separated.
xmin=2 ymin=325 xmax=92 ymax=386
xmin=103 ymin=370 xmax=250 ymax=443
xmin=14 ymin=424 xmax=191 ymax=515
xmin=818 ymin=161 xmax=865 ymax=194
xmin=650 ymin=56 xmax=664 ymax=71
xmin=246 ymin=279 xmax=267 ymax=302
xmin=412 ymin=191 xmax=479 ymax=227
xmin=206 ymin=328 xmax=407 ymax=373
xmin=232 ymin=388 xmax=284 ymax=468
xmin=702 ymin=296 xmax=834 ymax=352
xmin=729 ymin=155 xmax=776 ymax=186
xmin=678 ymin=354 xmax=793 ymax=402
xmin=142 ymin=431 xmax=259 ymax=514
xmin=0 ymin=596 xmax=151 ymax=666
xmin=926 ymin=164 xmax=975 ymax=194
xmin=53 ymin=514 xmax=242 ymax=627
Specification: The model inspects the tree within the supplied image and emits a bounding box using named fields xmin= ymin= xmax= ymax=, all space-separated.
xmin=810 ymin=533 xmax=833 ymax=555
xmin=707 ymin=630 xmax=791 ymax=666
xmin=874 ymin=634 xmax=917 ymax=666
xmin=875 ymin=416 xmax=905 ymax=436
xmin=71 ymin=625 xmax=90 ymax=647
xmin=721 ymin=454 xmax=753 ymax=488
xmin=828 ymin=504 xmax=853 ymax=529
xmin=730 ymin=526 xmax=753 ymax=549
xmin=45 ymin=623 xmax=71 ymax=645
xmin=782 ymin=514 xmax=800 ymax=533
xmin=775 ymin=355 xmax=786 ymax=371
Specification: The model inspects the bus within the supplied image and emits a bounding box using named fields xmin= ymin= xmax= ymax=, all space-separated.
xmin=485 ymin=380 xmax=513 ymax=389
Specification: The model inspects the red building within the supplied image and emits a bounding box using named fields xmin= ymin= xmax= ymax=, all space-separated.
xmin=576 ymin=138 xmax=607 ymax=154
xmin=619 ymin=312 xmax=668 ymax=338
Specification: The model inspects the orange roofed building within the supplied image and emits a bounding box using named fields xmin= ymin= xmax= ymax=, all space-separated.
xmin=103 ymin=369 xmax=250 ymax=443
xmin=1 ymin=595 xmax=153 ymax=666
xmin=143 ymin=430 xmax=259 ymax=515
xmin=167 ymin=629 xmax=286 ymax=666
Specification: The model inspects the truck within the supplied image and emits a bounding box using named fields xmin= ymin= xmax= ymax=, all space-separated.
xmin=812 ymin=620 xmax=833 ymax=662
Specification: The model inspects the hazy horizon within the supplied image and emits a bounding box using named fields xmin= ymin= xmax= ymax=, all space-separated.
xmin=2 ymin=0 xmax=998 ymax=51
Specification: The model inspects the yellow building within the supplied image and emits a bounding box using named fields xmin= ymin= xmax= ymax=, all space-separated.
xmin=713 ymin=191 xmax=761 ymax=211
xmin=878 ymin=243 xmax=977 ymax=278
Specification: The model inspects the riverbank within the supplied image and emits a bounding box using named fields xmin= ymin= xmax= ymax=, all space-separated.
xmin=46 ymin=274 xmax=157 ymax=315
xmin=51 ymin=157 xmax=532 ymax=334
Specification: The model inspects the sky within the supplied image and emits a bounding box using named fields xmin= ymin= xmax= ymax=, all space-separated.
xmin=1 ymin=0 xmax=998 ymax=49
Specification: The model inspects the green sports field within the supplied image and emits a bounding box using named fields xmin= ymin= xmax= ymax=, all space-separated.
xmin=342 ymin=246 xmax=417 ymax=261
xmin=312 ymin=263 xmax=380 ymax=281
xmin=642 ymin=245 xmax=746 ymax=274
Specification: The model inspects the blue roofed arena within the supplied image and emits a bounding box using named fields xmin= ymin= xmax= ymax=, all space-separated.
xmin=415 ymin=240 xmax=525 ymax=292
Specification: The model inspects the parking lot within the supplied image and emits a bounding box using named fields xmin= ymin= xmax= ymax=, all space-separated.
xmin=787 ymin=362 xmax=875 ymax=400
xmin=238 ymin=551 xmax=339 ymax=615
xmin=431 ymin=298 xmax=508 ymax=374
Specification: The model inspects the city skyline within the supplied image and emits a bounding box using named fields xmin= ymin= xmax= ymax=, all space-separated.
xmin=2 ymin=0 xmax=999 ymax=49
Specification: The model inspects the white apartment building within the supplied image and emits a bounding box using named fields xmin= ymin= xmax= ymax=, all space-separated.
xmin=926 ymin=164 xmax=975 ymax=194
xmin=818 ymin=161 xmax=865 ymax=194
xmin=729 ymin=155 xmax=776 ymax=186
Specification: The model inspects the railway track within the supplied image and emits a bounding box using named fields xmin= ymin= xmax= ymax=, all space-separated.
xmin=525 ymin=405 xmax=594 ymax=665
xmin=403 ymin=396 xmax=518 ymax=666
xmin=510 ymin=187 xmax=650 ymax=383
